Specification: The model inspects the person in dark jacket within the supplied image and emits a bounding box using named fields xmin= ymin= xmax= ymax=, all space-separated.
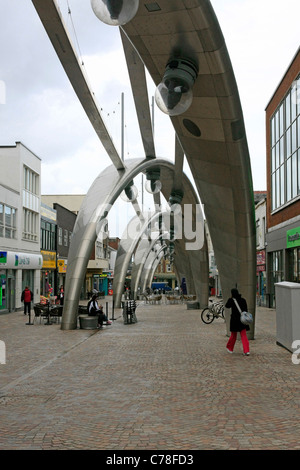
xmin=57 ymin=285 xmax=64 ymax=305
xmin=225 ymin=288 xmax=250 ymax=355
xmin=21 ymin=286 xmax=33 ymax=315
xmin=87 ymin=294 xmax=112 ymax=328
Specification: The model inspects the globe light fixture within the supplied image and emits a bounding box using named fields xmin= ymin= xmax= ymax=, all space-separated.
xmin=155 ymin=58 xmax=198 ymax=116
xmin=120 ymin=180 xmax=138 ymax=202
xmin=91 ymin=0 xmax=139 ymax=26
xmin=145 ymin=169 xmax=162 ymax=194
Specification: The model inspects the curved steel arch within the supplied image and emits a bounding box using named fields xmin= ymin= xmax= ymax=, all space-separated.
xmin=121 ymin=0 xmax=256 ymax=337
xmin=113 ymin=173 xmax=209 ymax=308
xmin=62 ymin=157 xmax=208 ymax=329
xmin=114 ymin=212 xmax=167 ymax=307
xmin=32 ymin=0 xmax=256 ymax=338
xmin=131 ymin=231 xmax=166 ymax=299
xmin=144 ymin=244 xmax=168 ymax=291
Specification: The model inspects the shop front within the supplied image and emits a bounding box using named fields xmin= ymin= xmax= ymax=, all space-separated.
xmin=256 ymin=250 xmax=266 ymax=306
xmin=57 ymin=258 xmax=67 ymax=289
xmin=92 ymin=273 xmax=108 ymax=295
xmin=286 ymin=227 xmax=300 ymax=283
xmin=40 ymin=250 xmax=56 ymax=300
xmin=0 ymin=250 xmax=42 ymax=312
xmin=266 ymin=224 xmax=300 ymax=308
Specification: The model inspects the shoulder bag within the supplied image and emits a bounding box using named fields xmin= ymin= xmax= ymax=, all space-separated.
xmin=233 ymin=299 xmax=253 ymax=325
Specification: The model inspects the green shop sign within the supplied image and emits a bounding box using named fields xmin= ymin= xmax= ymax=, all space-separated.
xmin=287 ymin=227 xmax=300 ymax=248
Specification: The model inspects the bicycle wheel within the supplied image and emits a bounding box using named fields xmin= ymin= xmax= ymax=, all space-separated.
xmin=201 ymin=308 xmax=215 ymax=324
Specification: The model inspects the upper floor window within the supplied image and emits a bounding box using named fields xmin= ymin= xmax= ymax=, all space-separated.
xmin=24 ymin=166 xmax=38 ymax=194
xmin=23 ymin=209 xmax=38 ymax=242
xmin=0 ymin=203 xmax=17 ymax=239
xmin=40 ymin=220 xmax=56 ymax=249
xmin=271 ymin=74 xmax=300 ymax=211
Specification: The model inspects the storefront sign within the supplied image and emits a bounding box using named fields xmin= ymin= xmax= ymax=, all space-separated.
xmin=41 ymin=251 xmax=56 ymax=269
xmin=287 ymin=227 xmax=300 ymax=248
xmin=0 ymin=251 xmax=43 ymax=269
xmin=256 ymin=250 xmax=265 ymax=265
xmin=57 ymin=259 xmax=67 ymax=273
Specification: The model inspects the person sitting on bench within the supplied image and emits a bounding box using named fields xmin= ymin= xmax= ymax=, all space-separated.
xmin=87 ymin=294 xmax=112 ymax=328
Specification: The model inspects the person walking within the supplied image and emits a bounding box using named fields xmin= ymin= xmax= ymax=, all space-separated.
xmin=21 ymin=286 xmax=33 ymax=316
xmin=225 ymin=288 xmax=250 ymax=356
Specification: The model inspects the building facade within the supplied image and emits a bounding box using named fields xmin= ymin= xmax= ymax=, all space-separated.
xmin=0 ymin=142 xmax=42 ymax=312
xmin=40 ymin=203 xmax=57 ymax=299
xmin=54 ymin=203 xmax=76 ymax=294
xmin=255 ymin=193 xmax=267 ymax=306
xmin=266 ymin=47 xmax=300 ymax=307
xmin=42 ymin=195 xmax=110 ymax=297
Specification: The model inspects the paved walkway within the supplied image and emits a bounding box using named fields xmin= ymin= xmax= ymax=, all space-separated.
xmin=0 ymin=298 xmax=299 ymax=450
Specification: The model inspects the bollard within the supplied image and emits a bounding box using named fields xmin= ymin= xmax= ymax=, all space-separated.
xmin=110 ymin=300 xmax=115 ymax=321
xmin=26 ymin=309 xmax=34 ymax=325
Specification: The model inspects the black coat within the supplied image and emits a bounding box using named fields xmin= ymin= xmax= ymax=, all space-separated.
xmin=225 ymin=297 xmax=250 ymax=332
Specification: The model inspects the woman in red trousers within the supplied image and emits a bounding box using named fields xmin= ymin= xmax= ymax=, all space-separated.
xmin=225 ymin=288 xmax=250 ymax=356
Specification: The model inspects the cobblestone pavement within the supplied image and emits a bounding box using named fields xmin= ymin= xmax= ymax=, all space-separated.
xmin=0 ymin=298 xmax=299 ymax=450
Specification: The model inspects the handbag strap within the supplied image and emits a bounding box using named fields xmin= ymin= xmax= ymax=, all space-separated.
xmin=233 ymin=298 xmax=242 ymax=313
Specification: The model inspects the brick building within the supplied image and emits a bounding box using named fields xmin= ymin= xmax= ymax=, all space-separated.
xmin=265 ymin=47 xmax=300 ymax=307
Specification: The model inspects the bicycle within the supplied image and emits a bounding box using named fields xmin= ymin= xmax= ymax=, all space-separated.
xmin=201 ymin=299 xmax=225 ymax=324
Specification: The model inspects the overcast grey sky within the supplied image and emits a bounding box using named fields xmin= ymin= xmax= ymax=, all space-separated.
xmin=0 ymin=0 xmax=299 ymax=234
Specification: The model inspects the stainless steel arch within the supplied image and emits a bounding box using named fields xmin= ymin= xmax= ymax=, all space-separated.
xmin=62 ymin=157 xmax=208 ymax=329
xmin=122 ymin=0 xmax=257 ymax=337
xmin=144 ymin=244 xmax=168 ymax=291
xmin=113 ymin=172 xmax=209 ymax=308
xmin=32 ymin=0 xmax=256 ymax=338
xmin=131 ymin=231 xmax=166 ymax=299
xmin=113 ymin=212 xmax=167 ymax=307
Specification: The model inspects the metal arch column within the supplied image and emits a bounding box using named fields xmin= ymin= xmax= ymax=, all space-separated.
xmin=131 ymin=231 xmax=166 ymax=299
xmin=113 ymin=210 xmax=167 ymax=308
xmin=121 ymin=0 xmax=257 ymax=337
xmin=139 ymin=243 xmax=166 ymax=293
xmin=145 ymin=245 xmax=168 ymax=291
xmin=61 ymin=157 xmax=159 ymax=329
xmin=61 ymin=157 xmax=208 ymax=329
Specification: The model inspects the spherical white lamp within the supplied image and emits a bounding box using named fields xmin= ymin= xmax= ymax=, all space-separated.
xmin=155 ymin=58 xmax=198 ymax=116
xmin=91 ymin=0 xmax=139 ymax=26
xmin=120 ymin=181 xmax=138 ymax=202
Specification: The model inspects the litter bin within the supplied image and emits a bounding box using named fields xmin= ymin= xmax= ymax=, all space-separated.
xmin=275 ymin=281 xmax=300 ymax=352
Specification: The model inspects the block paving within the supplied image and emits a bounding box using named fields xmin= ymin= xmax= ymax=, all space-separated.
xmin=0 ymin=298 xmax=300 ymax=450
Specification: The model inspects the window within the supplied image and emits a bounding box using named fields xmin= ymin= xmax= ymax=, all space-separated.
xmin=96 ymin=241 xmax=104 ymax=259
xmin=23 ymin=208 xmax=38 ymax=241
xmin=40 ymin=220 xmax=56 ymax=250
xmin=58 ymin=227 xmax=63 ymax=245
xmin=0 ymin=203 xmax=17 ymax=239
xmin=24 ymin=166 xmax=38 ymax=194
xmin=64 ymin=229 xmax=68 ymax=247
xmin=271 ymin=74 xmax=300 ymax=211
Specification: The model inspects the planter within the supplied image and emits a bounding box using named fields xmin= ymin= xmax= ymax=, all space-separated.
xmin=79 ymin=315 xmax=98 ymax=330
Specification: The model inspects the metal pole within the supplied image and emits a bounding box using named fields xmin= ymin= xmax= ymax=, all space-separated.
xmin=110 ymin=299 xmax=115 ymax=321
xmin=121 ymin=92 xmax=124 ymax=161
xmin=152 ymin=95 xmax=155 ymax=136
